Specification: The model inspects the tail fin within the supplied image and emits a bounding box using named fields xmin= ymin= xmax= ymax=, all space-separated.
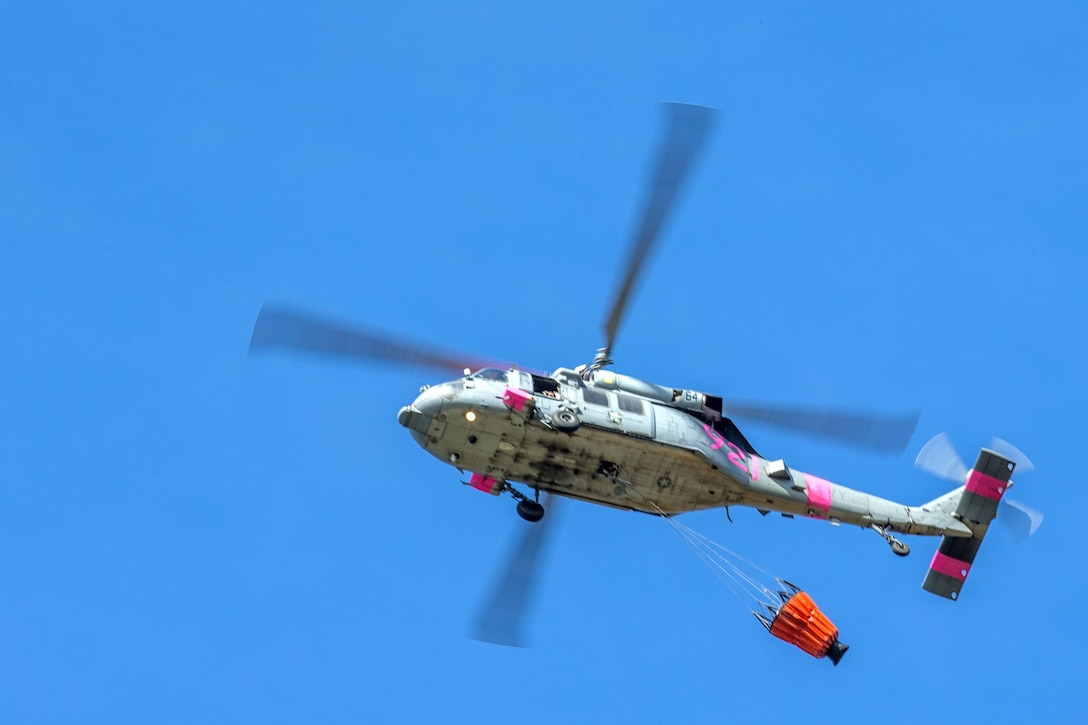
xmin=922 ymin=448 xmax=1015 ymax=600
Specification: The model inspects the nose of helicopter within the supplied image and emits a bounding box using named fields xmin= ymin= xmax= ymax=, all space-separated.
xmin=397 ymin=387 xmax=443 ymax=446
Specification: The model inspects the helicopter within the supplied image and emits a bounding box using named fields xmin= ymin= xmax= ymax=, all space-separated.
xmin=250 ymin=103 xmax=1037 ymax=644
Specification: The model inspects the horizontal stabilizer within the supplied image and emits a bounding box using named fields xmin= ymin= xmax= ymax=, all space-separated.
xmin=922 ymin=448 xmax=1014 ymax=600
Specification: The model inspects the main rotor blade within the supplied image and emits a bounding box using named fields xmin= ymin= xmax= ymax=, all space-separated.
xmin=915 ymin=432 xmax=969 ymax=482
xmin=472 ymin=496 xmax=556 ymax=648
xmin=249 ymin=304 xmax=500 ymax=374
xmin=600 ymin=103 xmax=715 ymax=363
xmin=723 ymin=402 xmax=920 ymax=453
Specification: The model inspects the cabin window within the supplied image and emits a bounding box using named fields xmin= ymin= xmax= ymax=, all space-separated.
xmin=583 ymin=388 xmax=609 ymax=407
xmin=617 ymin=394 xmax=645 ymax=415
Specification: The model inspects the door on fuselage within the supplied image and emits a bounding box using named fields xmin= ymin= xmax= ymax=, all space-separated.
xmin=579 ymin=386 xmax=655 ymax=438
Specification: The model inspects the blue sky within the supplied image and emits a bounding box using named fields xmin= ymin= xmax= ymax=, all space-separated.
xmin=2 ymin=2 xmax=1086 ymax=723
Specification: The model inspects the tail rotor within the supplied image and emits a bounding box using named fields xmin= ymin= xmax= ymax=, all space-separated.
xmin=999 ymin=498 xmax=1044 ymax=542
xmin=914 ymin=433 xmax=1044 ymax=542
xmin=914 ymin=432 xmax=969 ymax=483
xmin=987 ymin=437 xmax=1034 ymax=475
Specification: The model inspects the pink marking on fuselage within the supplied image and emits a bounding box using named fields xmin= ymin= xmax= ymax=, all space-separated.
xmin=930 ymin=551 xmax=971 ymax=581
xmin=804 ymin=474 xmax=833 ymax=514
xmin=469 ymin=472 xmax=500 ymax=494
xmin=965 ymin=469 xmax=1006 ymax=502
xmin=703 ymin=424 xmax=725 ymax=450
xmin=725 ymin=441 xmax=748 ymax=475
xmin=502 ymin=387 xmax=532 ymax=412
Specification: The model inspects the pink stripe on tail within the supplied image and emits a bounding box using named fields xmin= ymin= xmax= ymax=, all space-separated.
xmin=930 ymin=551 xmax=971 ymax=581
xmin=805 ymin=474 xmax=833 ymax=514
xmin=965 ymin=470 xmax=1007 ymax=502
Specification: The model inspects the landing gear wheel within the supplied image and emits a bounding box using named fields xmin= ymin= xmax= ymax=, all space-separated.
xmin=552 ymin=408 xmax=581 ymax=434
xmin=890 ymin=540 xmax=910 ymax=557
xmin=517 ymin=499 xmax=545 ymax=523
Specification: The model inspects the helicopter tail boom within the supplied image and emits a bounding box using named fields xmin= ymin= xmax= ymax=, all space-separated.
xmin=921 ymin=448 xmax=1015 ymax=600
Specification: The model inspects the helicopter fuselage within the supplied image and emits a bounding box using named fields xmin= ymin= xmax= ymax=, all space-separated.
xmin=397 ymin=367 xmax=967 ymax=539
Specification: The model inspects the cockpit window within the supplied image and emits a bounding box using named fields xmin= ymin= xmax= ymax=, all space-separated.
xmin=473 ymin=368 xmax=508 ymax=382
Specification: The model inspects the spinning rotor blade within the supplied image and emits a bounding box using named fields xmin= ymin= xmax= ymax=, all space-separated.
xmin=988 ymin=438 xmax=1042 ymax=539
xmin=472 ymin=496 xmax=556 ymax=648
xmin=723 ymin=402 xmax=920 ymax=453
xmin=914 ymin=433 xmax=1036 ymax=482
xmin=914 ymin=432 xmax=969 ymax=482
xmin=914 ymin=433 xmax=1044 ymax=541
xmin=989 ymin=437 xmax=1035 ymax=475
xmin=598 ymin=103 xmax=715 ymax=365
xmin=249 ymin=304 xmax=502 ymax=374
xmin=999 ymin=498 xmax=1045 ymax=542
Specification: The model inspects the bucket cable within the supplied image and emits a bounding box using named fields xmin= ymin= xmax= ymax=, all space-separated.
xmin=648 ymin=502 xmax=779 ymax=608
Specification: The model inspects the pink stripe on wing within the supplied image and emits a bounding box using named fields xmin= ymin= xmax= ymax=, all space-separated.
xmin=965 ymin=470 xmax=1007 ymax=502
xmin=805 ymin=474 xmax=833 ymax=514
xmin=930 ymin=551 xmax=971 ymax=581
